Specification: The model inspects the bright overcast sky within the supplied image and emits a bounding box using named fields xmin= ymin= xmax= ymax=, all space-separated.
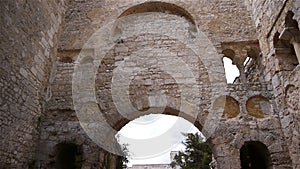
xmin=117 ymin=114 xmax=201 ymax=167
xmin=117 ymin=60 xmax=239 ymax=166
xmin=223 ymin=57 xmax=240 ymax=83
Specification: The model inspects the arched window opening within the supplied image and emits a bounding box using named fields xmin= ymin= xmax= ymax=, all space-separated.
xmin=222 ymin=57 xmax=240 ymax=83
xmin=274 ymin=31 xmax=299 ymax=71
xmin=116 ymin=114 xmax=212 ymax=168
xmin=284 ymin=11 xmax=299 ymax=28
xmin=240 ymin=141 xmax=272 ymax=169
xmin=277 ymin=11 xmax=300 ymax=69
xmin=55 ymin=143 xmax=83 ymax=169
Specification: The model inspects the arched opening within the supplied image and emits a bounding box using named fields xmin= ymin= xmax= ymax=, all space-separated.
xmin=118 ymin=1 xmax=196 ymax=26
xmin=222 ymin=44 xmax=262 ymax=83
xmin=240 ymin=141 xmax=272 ymax=169
xmin=55 ymin=143 xmax=83 ymax=169
xmin=274 ymin=31 xmax=299 ymax=71
xmin=277 ymin=11 xmax=300 ymax=69
xmin=116 ymin=114 xmax=212 ymax=168
xmin=222 ymin=56 xmax=240 ymax=83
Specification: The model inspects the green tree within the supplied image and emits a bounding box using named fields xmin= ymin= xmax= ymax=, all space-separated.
xmin=116 ymin=134 xmax=129 ymax=169
xmin=170 ymin=133 xmax=212 ymax=169
xmin=116 ymin=143 xmax=129 ymax=169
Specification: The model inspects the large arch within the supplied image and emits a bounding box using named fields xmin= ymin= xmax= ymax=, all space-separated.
xmin=117 ymin=114 xmax=213 ymax=161
xmin=73 ymin=0 xmax=226 ymax=158
xmin=118 ymin=1 xmax=196 ymax=26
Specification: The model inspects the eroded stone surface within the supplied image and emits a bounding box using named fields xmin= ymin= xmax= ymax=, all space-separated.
xmin=1 ymin=0 xmax=300 ymax=168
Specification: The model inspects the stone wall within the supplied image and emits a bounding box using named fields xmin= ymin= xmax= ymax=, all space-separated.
xmin=245 ymin=1 xmax=300 ymax=168
xmin=36 ymin=109 xmax=105 ymax=169
xmin=49 ymin=61 xmax=292 ymax=169
xmin=1 ymin=0 xmax=299 ymax=168
xmin=0 ymin=0 xmax=66 ymax=167
xmin=58 ymin=0 xmax=257 ymax=51
xmin=41 ymin=1 xmax=295 ymax=168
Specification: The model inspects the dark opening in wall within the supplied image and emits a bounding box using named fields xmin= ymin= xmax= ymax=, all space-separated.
xmin=57 ymin=49 xmax=81 ymax=63
xmin=276 ymin=11 xmax=300 ymax=70
xmin=59 ymin=56 xmax=73 ymax=63
xmin=55 ymin=143 xmax=83 ymax=169
xmin=274 ymin=31 xmax=299 ymax=71
xmin=285 ymin=11 xmax=299 ymax=28
xmin=290 ymin=45 xmax=297 ymax=64
xmin=240 ymin=141 xmax=272 ymax=169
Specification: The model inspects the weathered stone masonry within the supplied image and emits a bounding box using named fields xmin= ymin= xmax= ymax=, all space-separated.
xmin=0 ymin=0 xmax=299 ymax=169
xmin=0 ymin=0 xmax=66 ymax=167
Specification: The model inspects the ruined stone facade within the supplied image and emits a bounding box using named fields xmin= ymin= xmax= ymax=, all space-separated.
xmin=0 ymin=0 xmax=299 ymax=169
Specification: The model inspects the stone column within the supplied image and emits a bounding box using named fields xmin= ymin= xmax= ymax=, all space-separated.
xmin=291 ymin=36 xmax=300 ymax=63
xmin=236 ymin=63 xmax=246 ymax=83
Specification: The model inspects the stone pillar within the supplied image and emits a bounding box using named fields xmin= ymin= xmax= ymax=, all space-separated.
xmin=236 ymin=63 xmax=246 ymax=83
xmin=291 ymin=37 xmax=300 ymax=63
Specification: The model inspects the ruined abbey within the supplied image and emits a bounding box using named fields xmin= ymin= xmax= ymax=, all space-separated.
xmin=1 ymin=0 xmax=299 ymax=168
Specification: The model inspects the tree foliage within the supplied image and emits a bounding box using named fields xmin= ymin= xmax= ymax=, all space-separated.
xmin=116 ymin=144 xmax=129 ymax=169
xmin=170 ymin=133 xmax=212 ymax=169
xmin=116 ymin=134 xmax=129 ymax=169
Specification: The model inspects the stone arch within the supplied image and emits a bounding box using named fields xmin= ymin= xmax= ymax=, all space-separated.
xmin=112 ymin=1 xmax=198 ymax=40
xmin=246 ymin=95 xmax=271 ymax=118
xmin=73 ymin=1 xmax=226 ymax=155
xmin=212 ymin=95 xmax=240 ymax=119
xmin=54 ymin=143 xmax=83 ymax=169
xmin=117 ymin=113 xmax=214 ymax=160
xmin=240 ymin=141 xmax=272 ymax=169
xmin=221 ymin=41 xmax=262 ymax=83
xmin=244 ymin=46 xmax=260 ymax=60
xmin=118 ymin=1 xmax=196 ymax=26
xmin=222 ymin=49 xmax=236 ymax=60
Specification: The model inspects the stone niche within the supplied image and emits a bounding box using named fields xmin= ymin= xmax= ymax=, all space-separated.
xmin=213 ymin=95 xmax=240 ymax=119
xmin=246 ymin=95 xmax=271 ymax=119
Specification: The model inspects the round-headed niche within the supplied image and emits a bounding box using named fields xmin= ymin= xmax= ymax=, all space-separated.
xmin=54 ymin=143 xmax=83 ymax=169
xmin=246 ymin=95 xmax=271 ymax=118
xmin=240 ymin=141 xmax=272 ymax=169
xmin=213 ymin=95 xmax=240 ymax=119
